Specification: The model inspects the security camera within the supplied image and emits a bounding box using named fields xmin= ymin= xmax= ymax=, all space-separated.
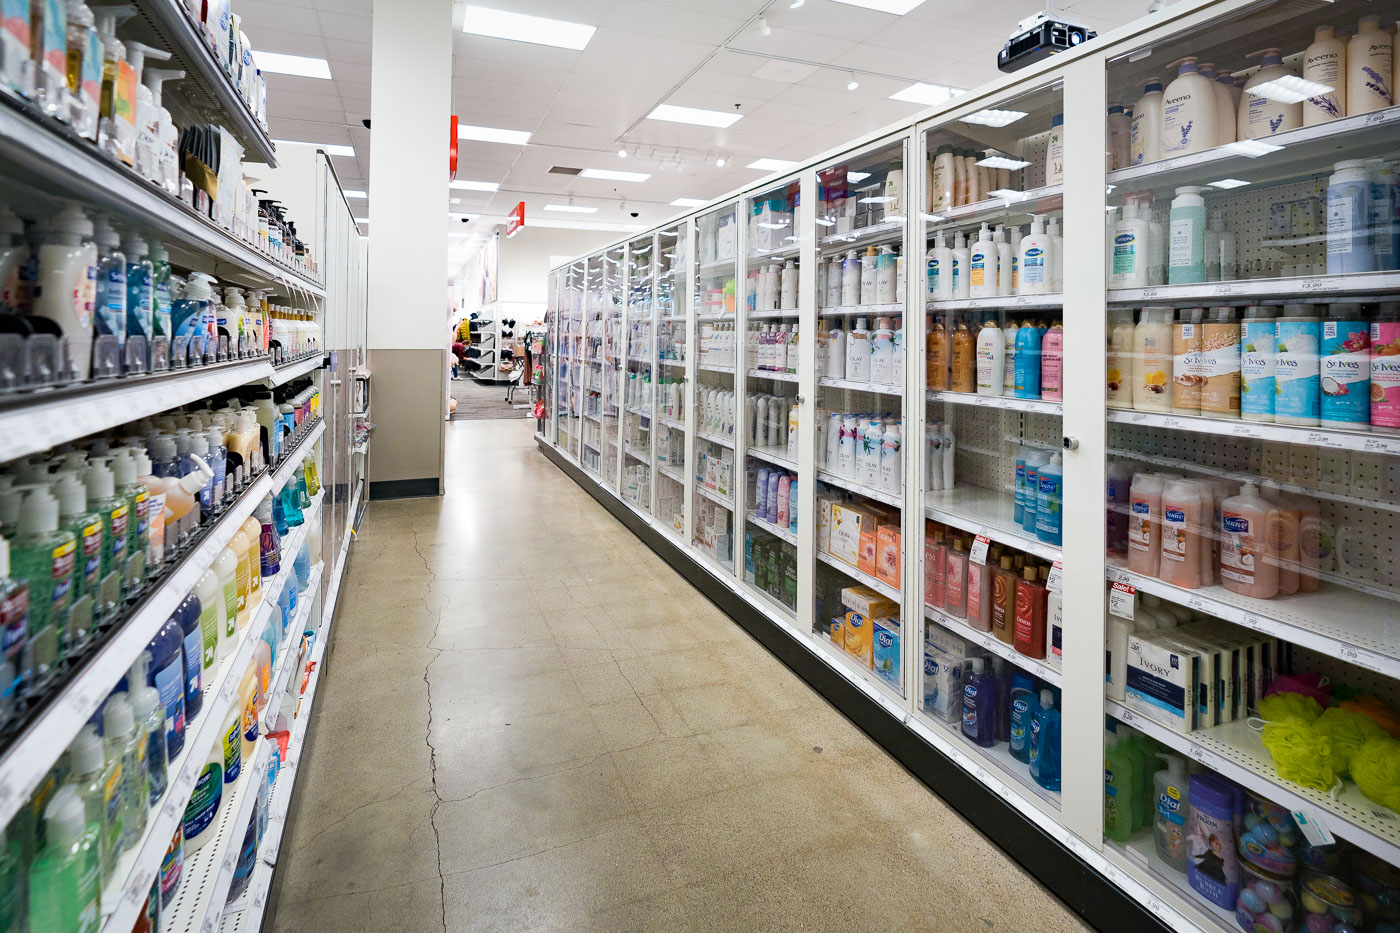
xmin=629 ymin=211 xmax=639 ymax=218
xmin=460 ymin=217 xmax=470 ymax=223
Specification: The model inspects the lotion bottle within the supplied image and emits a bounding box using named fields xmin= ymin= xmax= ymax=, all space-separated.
xmin=1238 ymin=49 xmax=1302 ymax=139
xmin=975 ymin=321 xmax=1004 ymax=396
xmin=1304 ymin=25 xmax=1347 ymax=124
xmin=1198 ymin=64 xmax=1237 ymax=145
xmin=969 ymin=223 xmax=995 ymax=299
xmin=1162 ymin=58 xmax=1217 ymax=155
xmin=1018 ymin=215 xmax=1051 ymax=296
xmin=1347 ymin=16 xmax=1393 ymax=116
xmin=994 ymin=226 xmax=1013 ymax=297
xmin=1130 ymin=77 xmax=1164 ymax=165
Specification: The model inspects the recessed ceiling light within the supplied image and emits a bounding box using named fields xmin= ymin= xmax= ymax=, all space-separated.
xmin=746 ymin=158 xmax=796 ymax=171
xmin=847 ymin=73 xmax=860 ymax=91
xmin=646 ymin=104 xmax=743 ymax=128
xmin=1209 ymin=178 xmax=1250 ymax=189
xmin=580 ymin=168 xmax=650 ymax=182
xmin=252 ymin=51 xmax=331 ymax=79
xmin=617 ymin=147 xmax=628 ymax=158
xmin=961 ymin=108 xmax=1028 ymax=127
xmin=670 ymin=198 xmax=706 ymax=208
xmin=830 ymin=0 xmax=927 ymax=12
xmin=449 ymin=179 xmax=500 ymax=191
xmin=976 ymin=155 xmax=1031 ymax=170
xmin=461 ymin=5 xmax=596 ymax=50
xmin=889 ymin=82 xmax=958 ymax=105
xmin=456 ymin=123 xmax=531 ymax=145
xmin=274 ymin=139 xmax=354 ymax=157
xmin=342 ymin=189 xmax=367 ymax=199
xmin=544 ymin=203 xmax=599 ymax=213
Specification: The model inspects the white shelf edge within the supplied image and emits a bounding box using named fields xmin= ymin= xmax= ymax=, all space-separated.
xmin=694 ymin=483 xmax=734 ymax=511
xmin=746 ymin=445 xmax=797 ymax=472
xmin=926 ymin=294 xmax=1063 ymax=311
xmin=746 ymin=369 xmax=799 ymax=382
xmin=695 ymin=429 xmax=735 ymax=449
xmin=924 ymin=603 xmax=1061 ymax=687
xmin=815 ymin=470 xmax=903 ymax=508
xmin=745 ymin=511 xmax=797 ymax=546
xmin=818 ymin=377 xmax=903 ymax=397
xmin=927 ymin=390 xmax=1063 ymax=416
xmin=266 ymin=355 xmax=323 ymax=387
xmin=259 ymin=563 xmax=324 ymax=731
xmin=1106 ymin=406 xmax=1400 ymax=456
xmin=815 ymin=549 xmax=900 ymax=602
xmin=817 ymin=302 xmax=905 ymax=318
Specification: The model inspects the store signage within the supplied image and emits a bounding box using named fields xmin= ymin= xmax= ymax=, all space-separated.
xmin=506 ymin=201 xmax=525 ymax=238
xmin=969 ymin=535 xmax=990 ymax=566
xmin=1108 ymin=581 xmax=1136 ymax=620
xmin=448 ymin=115 xmax=458 ymax=181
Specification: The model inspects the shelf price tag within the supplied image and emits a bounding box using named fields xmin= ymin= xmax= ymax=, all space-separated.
xmin=1291 ymin=807 xmax=1335 ymax=847
xmin=1108 ymin=581 xmax=1136 ymax=620
xmin=1046 ymin=560 xmax=1063 ymax=594
xmin=969 ymin=535 xmax=990 ymax=566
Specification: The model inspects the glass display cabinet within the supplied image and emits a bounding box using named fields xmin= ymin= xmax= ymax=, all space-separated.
xmin=601 ymin=245 xmax=624 ymax=491
xmin=654 ymin=222 xmax=689 ymax=536
xmin=692 ymin=201 xmax=740 ymax=570
xmin=624 ymin=234 xmax=656 ymax=512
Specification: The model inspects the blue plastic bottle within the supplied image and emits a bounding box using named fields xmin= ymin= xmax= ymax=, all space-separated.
xmin=766 ymin=471 xmax=781 ymax=523
xmin=1007 ymin=672 xmax=1037 ymax=763
xmin=177 ymin=592 xmax=203 ymax=721
xmin=147 ymin=616 xmax=186 ymax=759
xmin=271 ymin=492 xmax=289 ymax=536
xmin=960 ymin=658 xmax=998 ymax=748
xmin=1013 ymin=322 xmax=1041 ymax=399
xmin=1021 ymin=452 xmax=1048 ymax=535
xmin=1013 ymin=447 xmax=1028 ymax=524
xmin=1028 ymin=689 xmax=1061 ymax=791
xmin=1035 ymin=453 xmax=1063 ymax=546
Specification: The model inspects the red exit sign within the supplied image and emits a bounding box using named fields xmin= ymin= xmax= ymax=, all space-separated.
xmin=506 ymin=201 xmax=525 ymax=238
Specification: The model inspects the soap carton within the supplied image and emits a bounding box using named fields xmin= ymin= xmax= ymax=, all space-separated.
xmin=830 ymin=501 xmax=881 ymax=567
xmin=840 ymin=586 xmax=897 ymax=621
xmin=829 ymin=613 xmax=844 ymax=647
xmin=844 ymin=610 xmax=873 ymax=667
xmin=858 ymin=529 xmax=878 ymax=576
xmin=1125 ymin=632 xmax=1201 ymax=733
xmin=816 ymin=495 xmax=835 ymax=554
xmin=873 ymin=617 xmax=901 ymax=687
xmin=876 ymin=525 xmax=901 ymax=588
xmin=922 ymin=639 xmax=966 ymax=723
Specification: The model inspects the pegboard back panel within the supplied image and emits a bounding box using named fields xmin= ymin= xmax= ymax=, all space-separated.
xmin=1109 ymin=421 xmax=1400 ymax=599
xmin=924 ymin=402 xmax=1062 ymax=497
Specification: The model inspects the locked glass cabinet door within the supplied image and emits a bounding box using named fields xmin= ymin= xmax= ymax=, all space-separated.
xmin=692 ymin=201 xmax=740 ymax=570
xmin=544 ymin=269 xmax=558 ymax=442
xmin=916 ymin=77 xmax=1067 ymax=815
xmin=624 ymin=234 xmax=656 ymax=513
xmin=740 ymin=174 xmax=803 ymax=617
xmin=581 ymin=254 xmax=606 ymax=476
xmin=654 ymin=223 xmax=688 ymax=537
xmin=1093 ymin=0 xmax=1400 ymax=917
xmin=558 ymin=260 xmax=585 ymax=458
xmin=601 ymin=245 xmax=624 ymax=491
xmin=810 ymin=133 xmax=910 ymax=699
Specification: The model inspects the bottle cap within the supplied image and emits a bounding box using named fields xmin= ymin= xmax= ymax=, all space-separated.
xmin=18 ymin=488 xmax=59 ymax=535
xmin=111 ymin=450 xmax=139 ymax=487
xmin=85 ymin=460 xmax=115 ymax=500
xmin=49 ymin=205 xmax=93 ymax=238
xmin=54 ymin=473 xmax=88 ymax=519
xmin=43 ymin=785 xmax=87 ymax=848
xmin=92 ymin=216 xmax=121 ymax=250
xmin=69 ymin=723 xmax=105 ymax=774
xmin=128 ymin=651 xmax=159 ymax=721
xmin=120 ymin=230 xmax=148 ymax=260
xmin=179 ymin=455 xmax=214 ymax=495
xmin=103 ymin=692 xmax=135 ymax=737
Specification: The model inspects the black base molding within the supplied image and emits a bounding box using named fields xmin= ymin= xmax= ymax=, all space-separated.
xmin=538 ymin=439 xmax=1170 ymax=933
xmin=369 ymin=477 xmax=439 ymax=500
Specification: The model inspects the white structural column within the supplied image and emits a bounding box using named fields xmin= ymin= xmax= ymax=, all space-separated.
xmin=366 ymin=0 xmax=453 ymax=498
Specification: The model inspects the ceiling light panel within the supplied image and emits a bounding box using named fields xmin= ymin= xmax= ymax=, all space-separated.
xmin=274 ymin=139 xmax=354 ymax=157
xmin=646 ymin=104 xmax=743 ymax=128
xmin=889 ymin=82 xmax=958 ymax=105
xmin=252 ymin=51 xmax=331 ymax=79
xmin=461 ymin=5 xmax=596 ymax=50
xmin=579 ymin=168 xmax=651 ymax=182
xmin=829 ymin=0 xmax=927 ymax=12
xmin=449 ymin=179 xmax=501 ymax=191
xmin=456 ymin=123 xmax=532 ymax=145
xmin=747 ymin=158 xmax=797 ymax=171
xmin=670 ymin=198 xmax=706 ymax=208
xmin=976 ymin=155 xmax=1031 ymax=170
xmin=342 ymin=190 xmax=367 ymax=199
xmin=961 ymin=109 xmax=1027 ymax=127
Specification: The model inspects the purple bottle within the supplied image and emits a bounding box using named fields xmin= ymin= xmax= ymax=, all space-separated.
xmin=177 ymin=591 xmax=203 ymax=720
xmin=766 ymin=471 xmax=781 ymax=523
xmin=147 ymin=615 xmax=186 ymax=759
xmin=755 ymin=468 xmax=770 ymax=520
xmin=1186 ymin=773 xmax=1243 ymax=909
xmin=960 ymin=658 xmax=998 ymax=748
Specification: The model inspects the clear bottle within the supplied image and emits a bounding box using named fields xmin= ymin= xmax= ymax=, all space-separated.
xmin=129 ymin=652 xmax=166 ymax=808
xmin=27 ymin=786 xmax=101 ymax=933
xmin=103 ymin=693 xmax=147 ymax=851
xmin=926 ymin=317 xmax=948 ymax=390
xmin=68 ymin=724 xmax=121 ymax=879
xmin=950 ymin=321 xmax=975 ymax=393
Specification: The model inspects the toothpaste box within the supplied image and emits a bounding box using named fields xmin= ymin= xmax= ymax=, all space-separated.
xmin=873 ymin=617 xmax=901 ymax=688
xmin=844 ymin=610 xmax=873 ymax=667
xmin=1125 ymin=632 xmax=1200 ymax=733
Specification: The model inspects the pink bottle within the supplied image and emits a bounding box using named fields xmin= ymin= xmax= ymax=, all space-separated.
xmin=1159 ymin=478 xmax=1208 ymax=589
xmin=1261 ymin=482 xmax=1299 ymax=596
xmin=925 ymin=527 xmax=947 ymax=609
xmin=776 ymin=475 xmax=791 ymax=527
xmin=1040 ymin=322 xmax=1064 ymax=401
xmin=1295 ymin=493 xmax=1321 ymax=593
xmin=965 ymin=558 xmax=993 ymax=632
xmin=1219 ymin=482 xmax=1279 ymax=599
xmin=944 ymin=539 xmax=968 ymax=619
xmin=1127 ymin=473 xmax=1166 ymax=578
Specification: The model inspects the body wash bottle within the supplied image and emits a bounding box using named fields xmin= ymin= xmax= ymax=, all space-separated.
xmin=1162 ymin=58 xmax=1217 ymax=156
xmin=1303 ymin=26 xmax=1347 ymax=125
xmin=1028 ymin=689 xmax=1060 ymax=791
xmin=960 ymin=658 xmax=998 ymax=748
xmin=1130 ymin=77 xmax=1164 ymax=165
xmin=974 ymin=321 xmax=1003 ymax=397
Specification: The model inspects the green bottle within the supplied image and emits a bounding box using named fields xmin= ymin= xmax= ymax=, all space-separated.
xmin=8 ymin=488 xmax=75 ymax=682
xmin=0 ymin=537 xmax=30 ymax=699
xmin=83 ymin=461 xmax=129 ymax=617
xmin=68 ymin=725 xmax=122 ymax=880
xmin=54 ymin=474 xmax=102 ymax=646
xmin=149 ymin=239 xmax=173 ymax=371
xmin=103 ymin=694 xmax=148 ymax=852
xmin=0 ymin=826 xmax=23 ymax=933
xmin=110 ymin=452 xmax=150 ymax=596
xmin=27 ymin=785 xmax=100 ymax=933
xmin=1103 ymin=728 xmax=1141 ymax=843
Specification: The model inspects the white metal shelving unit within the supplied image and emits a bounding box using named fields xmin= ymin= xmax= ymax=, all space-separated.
xmin=539 ymin=0 xmax=1400 ymax=928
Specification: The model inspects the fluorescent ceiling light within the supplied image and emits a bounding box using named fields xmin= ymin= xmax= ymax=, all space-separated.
xmin=450 ymin=179 xmax=500 ymax=191
xmin=274 ymin=139 xmax=354 ymax=157
xmin=670 ymin=197 xmax=707 ymax=208
xmin=977 ymin=155 xmax=1031 ymax=170
xmin=342 ymin=189 xmax=366 ymax=199
xmin=544 ymin=203 xmax=598 ymax=213
xmin=252 ymin=51 xmax=331 ymax=79
xmin=1220 ymin=139 xmax=1283 ymax=158
xmin=920 ymin=213 xmax=944 ymax=223
xmin=1209 ymin=178 xmax=1250 ymax=189
xmin=889 ymin=82 xmax=957 ymax=106
xmin=580 ymin=168 xmax=650 ymax=182
xmin=1250 ymin=76 xmax=1332 ymax=105
xmin=354 ymin=218 xmax=369 ymax=224
xmin=847 ymin=171 xmax=871 ymax=182
xmin=646 ymin=104 xmax=743 ymax=128
xmin=857 ymin=197 xmax=889 ymax=204
xmin=526 ymin=218 xmax=645 ymax=232
xmin=830 ymin=0 xmax=926 ymax=12
xmin=461 ymin=5 xmax=595 ymax=50
xmin=746 ymin=158 xmax=796 ymax=171
xmin=961 ymin=108 xmax=1027 ymax=127
xmin=456 ymin=123 xmax=532 ymax=145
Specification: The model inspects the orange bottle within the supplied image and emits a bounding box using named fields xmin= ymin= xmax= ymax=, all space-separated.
xmin=951 ymin=321 xmax=975 ymax=393
xmin=927 ymin=316 xmax=949 ymax=390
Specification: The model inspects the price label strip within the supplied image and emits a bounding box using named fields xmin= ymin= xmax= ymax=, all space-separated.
xmin=969 ymin=534 xmax=990 ymax=566
xmin=1108 ymin=580 xmax=1136 ymax=620
xmin=1046 ymin=560 xmax=1063 ymax=594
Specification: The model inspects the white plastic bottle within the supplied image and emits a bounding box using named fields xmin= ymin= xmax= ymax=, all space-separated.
xmin=1111 ymin=204 xmax=1151 ymax=288
xmin=826 ymin=321 xmax=846 ymax=380
xmin=780 ymin=260 xmax=797 ymax=310
xmin=1326 ymin=160 xmax=1375 ymax=275
xmin=880 ymin=423 xmax=902 ymax=495
xmin=1106 ymin=103 xmax=1131 ymax=171
xmin=861 ymin=419 xmax=883 ymax=486
xmin=824 ymin=256 xmax=842 ymax=308
xmin=1045 ymin=114 xmax=1065 ymax=185
xmin=859 ymin=246 xmax=878 ymax=305
xmin=1168 ymin=186 xmax=1207 ymax=286
xmin=994 ymin=226 xmax=1013 ymax=297
xmin=975 ymin=321 xmax=1004 ymax=397
xmin=1003 ymin=320 xmax=1019 ymax=395
xmin=951 ymin=232 xmax=970 ymax=300
xmin=1200 ymin=64 xmax=1237 ymax=145
xmin=870 ymin=317 xmax=895 ymax=385
xmin=929 ymin=232 xmax=953 ymax=300
xmin=1019 ymin=216 xmax=1052 ymax=296
xmin=35 ymin=206 xmax=99 ymax=380
xmin=1162 ymin=58 xmax=1218 ymax=156
xmin=1238 ymin=49 xmax=1303 ymax=139
xmin=1347 ymin=16 xmax=1393 ymax=116
xmin=841 ymin=250 xmax=860 ymax=307
xmin=1304 ymin=25 xmax=1347 ymax=125
xmin=846 ymin=317 xmax=871 ymax=383
xmin=969 ymin=223 xmax=995 ymax=300
xmin=1130 ymin=77 xmax=1164 ymax=166
xmin=875 ymin=245 xmax=896 ymax=304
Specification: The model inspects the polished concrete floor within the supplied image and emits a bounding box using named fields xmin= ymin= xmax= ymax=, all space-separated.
xmin=270 ymin=418 xmax=1091 ymax=933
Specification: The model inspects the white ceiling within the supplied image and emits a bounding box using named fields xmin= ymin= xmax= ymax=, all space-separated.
xmin=235 ymin=0 xmax=1145 ymax=242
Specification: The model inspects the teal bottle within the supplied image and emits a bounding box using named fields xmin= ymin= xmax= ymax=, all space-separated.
xmin=1028 ymin=689 xmax=1062 ymax=791
xmin=1013 ymin=321 xmax=1042 ymax=399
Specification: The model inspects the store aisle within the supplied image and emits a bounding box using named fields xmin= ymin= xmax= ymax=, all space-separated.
xmin=269 ymin=419 xmax=1090 ymax=933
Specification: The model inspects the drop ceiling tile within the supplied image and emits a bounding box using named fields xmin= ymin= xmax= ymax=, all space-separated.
xmin=573 ymin=28 xmax=714 ymax=68
xmin=463 ymin=0 xmax=616 ymax=23
xmin=324 ymin=39 xmax=371 ymax=65
xmin=315 ymin=0 xmax=368 ymax=13
xmin=455 ymin=34 xmax=584 ymax=70
xmin=763 ymin=4 xmax=892 ymax=43
xmin=605 ymin=2 xmax=747 ymax=44
xmin=248 ymin=29 xmax=329 ymax=58
xmin=328 ymin=62 xmax=371 ymax=85
xmin=452 ymin=94 xmax=549 ymax=123
xmin=269 ymin=88 xmax=346 ymax=111
xmin=269 ymin=102 xmax=347 ymax=123
xmin=317 ymin=12 xmax=372 ymax=43
xmin=864 ymin=19 xmax=999 ymax=56
xmin=234 ymin=0 xmax=321 ymax=36
xmin=726 ymin=29 xmax=856 ymax=63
